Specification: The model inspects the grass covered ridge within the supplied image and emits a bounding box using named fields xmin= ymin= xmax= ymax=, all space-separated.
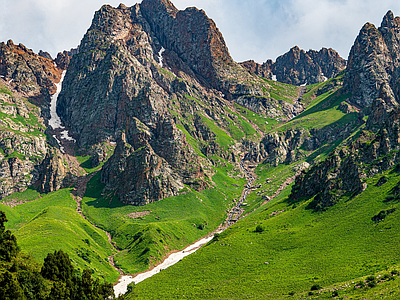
xmin=128 ymin=167 xmax=400 ymax=299
xmin=81 ymin=163 xmax=246 ymax=274
xmin=0 ymin=188 xmax=119 ymax=283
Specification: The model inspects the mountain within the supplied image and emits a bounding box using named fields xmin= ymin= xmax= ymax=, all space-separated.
xmin=344 ymin=10 xmax=400 ymax=109
xmin=125 ymin=10 xmax=400 ymax=300
xmin=240 ymin=46 xmax=346 ymax=85
xmin=55 ymin=0 xmax=298 ymax=206
xmin=0 ymin=40 xmax=66 ymax=198
xmin=1 ymin=1 xmax=400 ymax=299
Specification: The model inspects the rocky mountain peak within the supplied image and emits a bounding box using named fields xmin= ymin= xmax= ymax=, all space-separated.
xmin=239 ymin=59 xmax=274 ymax=79
xmin=140 ymin=0 xmax=234 ymax=89
xmin=0 ymin=40 xmax=62 ymax=95
xmin=273 ymin=46 xmax=343 ymax=85
xmin=343 ymin=11 xmax=400 ymax=109
xmin=141 ymin=0 xmax=179 ymax=16
xmin=380 ymin=10 xmax=400 ymax=30
xmin=241 ymin=46 xmax=345 ymax=85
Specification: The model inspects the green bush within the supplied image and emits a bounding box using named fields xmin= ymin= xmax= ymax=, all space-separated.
xmin=366 ymin=275 xmax=375 ymax=282
xmin=310 ymin=284 xmax=322 ymax=291
xmin=41 ymin=250 xmax=74 ymax=282
xmin=255 ymin=225 xmax=265 ymax=233
xmin=0 ymin=270 xmax=25 ymax=300
xmin=127 ymin=282 xmax=136 ymax=293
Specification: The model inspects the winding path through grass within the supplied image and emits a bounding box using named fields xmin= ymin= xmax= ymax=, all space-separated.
xmin=71 ymin=171 xmax=124 ymax=275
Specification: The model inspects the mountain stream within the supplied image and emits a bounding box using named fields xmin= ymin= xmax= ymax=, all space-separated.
xmin=113 ymin=157 xmax=254 ymax=296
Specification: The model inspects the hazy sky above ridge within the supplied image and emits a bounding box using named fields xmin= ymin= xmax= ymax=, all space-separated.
xmin=1 ymin=0 xmax=400 ymax=63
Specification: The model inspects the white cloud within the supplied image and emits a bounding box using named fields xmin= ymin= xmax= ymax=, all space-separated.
xmin=1 ymin=0 xmax=399 ymax=62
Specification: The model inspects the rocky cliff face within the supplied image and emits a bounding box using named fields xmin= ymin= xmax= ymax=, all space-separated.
xmin=57 ymin=0 xmax=271 ymax=147
xmin=101 ymin=132 xmax=186 ymax=206
xmin=286 ymin=11 xmax=400 ymax=210
xmin=273 ymin=46 xmax=346 ymax=85
xmin=245 ymin=118 xmax=359 ymax=167
xmin=36 ymin=148 xmax=67 ymax=193
xmin=0 ymin=40 xmax=62 ymax=95
xmin=289 ymin=107 xmax=400 ymax=210
xmin=0 ymin=85 xmax=47 ymax=198
xmin=55 ymin=0 xmax=283 ymax=205
xmin=240 ymin=47 xmax=346 ymax=86
xmin=0 ymin=41 xmax=77 ymax=198
xmin=290 ymin=148 xmax=367 ymax=210
xmin=344 ymin=11 xmax=400 ymax=109
xmin=239 ymin=60 xmax=274 ymax=79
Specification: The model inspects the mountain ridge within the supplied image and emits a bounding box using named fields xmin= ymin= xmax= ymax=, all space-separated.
xmin=1 ymin=2 xmax=400 ymax=299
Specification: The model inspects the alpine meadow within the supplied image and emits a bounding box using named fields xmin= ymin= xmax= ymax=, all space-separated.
xmin=1 ymin=0 xmax=400 ymax=299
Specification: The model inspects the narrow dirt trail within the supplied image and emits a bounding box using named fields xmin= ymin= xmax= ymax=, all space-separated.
xmin=261 ymin=171 xmax=301 ymax=206
xmin=224 ymin=155 xmax=255 ymax=227
xmin=71 ymin=171 xmax=124 ymax=275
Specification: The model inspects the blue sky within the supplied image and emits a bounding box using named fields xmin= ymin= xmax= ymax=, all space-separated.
xmin=1 ymin=0 xmax=400 ymax=62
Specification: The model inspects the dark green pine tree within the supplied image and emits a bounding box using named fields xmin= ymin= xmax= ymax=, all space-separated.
xmin=0 ymin=211 xmax=19 ymax=262
xmin=0 ymin=270 xmax=25 ymax=300
xmin=41 ymin=250 xmax=75 ymax=282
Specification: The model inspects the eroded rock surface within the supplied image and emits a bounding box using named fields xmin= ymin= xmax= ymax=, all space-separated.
xmin=240 ymin=47 xmax=346 ymax=86
xmin=344 ymin=11 xmax=400 ymax=109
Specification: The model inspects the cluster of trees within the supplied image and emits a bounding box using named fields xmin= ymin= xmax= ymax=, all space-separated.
xmin=0 ymin=211 xmax=126 ymax=300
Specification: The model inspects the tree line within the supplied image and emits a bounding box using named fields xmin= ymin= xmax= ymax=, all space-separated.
xmin=0 ymin=211 xmax=127 ymax=300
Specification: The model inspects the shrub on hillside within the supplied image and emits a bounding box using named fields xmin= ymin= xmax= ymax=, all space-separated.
xmin=255 ymin=225 xmax=264 ymax=233
xmin=310 ymin=284 xmax=322 ymax=291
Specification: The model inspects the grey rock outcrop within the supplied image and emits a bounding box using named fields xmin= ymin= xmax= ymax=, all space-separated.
xmin=101 ymin=133 xmax=185 ymax=206
xmin=239 ymin=60 xmax=274 ymax=80
xmin=0 ymin=40 xmax=62 ymax=95
xmin=274 ymin=46 xmax=346 ymax=85
xmin=343 ymin=11 xmax=400 ymax=109
xmin=290 ymin=149 xmax=367 ymax=210
xmin=240 ymin=47 xmax=346 ymax=86
xmin=0 ymin=41 xmax=68 ymax=199
xmin=37 ymin=148 xmax=67 ymax=193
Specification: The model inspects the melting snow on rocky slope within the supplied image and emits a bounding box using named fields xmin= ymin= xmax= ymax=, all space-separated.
xmin=48 ymin=70 xmax=76 ymax=152
xmin=158 ymin=47 xmax=165 ymax=67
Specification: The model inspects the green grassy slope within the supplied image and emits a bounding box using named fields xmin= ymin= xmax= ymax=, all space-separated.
xmin=0 ymin=189 xmax=119 ymax=282
xmin=81 ymin=164 xmax=246 ymax=274
xmin=128 ymin=168 xmax=400 ymax=299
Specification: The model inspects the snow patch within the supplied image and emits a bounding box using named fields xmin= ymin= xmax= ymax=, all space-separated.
xmin=8 ymin=79 xmax=13 ymax=84
xmin=322 ymin=73 xmax=328 ymax=82
xmin=114 ymin=233 xmax=220 ymax=296
xmin=53 ymin=135 xmax=65 ymax=153
xmin=60 ymin=130 xmax=76 ymax=142
xmin=49 ymin=71 xmax=76 ymax=149
xmin=300 ymin=81 xmax=307 ymax=87
xmin=49 ymin=71 xmax=66 ymax=130
xmin=272 ymin=74 xmax=277 ymax=81
xmin=158 ymin=47 xmax=165 ymax=68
